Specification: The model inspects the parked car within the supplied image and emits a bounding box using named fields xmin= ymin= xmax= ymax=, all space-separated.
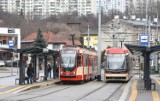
xmin=4 ymin=60 xmax=19 ymax=67
xmin=4 ymin=60 xmax=12 ymax=67
xmin=0 ymin=60 xmax=5 ymax=67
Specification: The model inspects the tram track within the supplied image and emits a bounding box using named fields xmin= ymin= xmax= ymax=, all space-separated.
xmin=9 ymin=82 xmax=74 ymax=101
xmin=9 ymin=81 xmax=97 ymax=101
xmin=77 ymin=82 xmax=125 ymax=101
xmin=104 ymin=83 xmax=125 ymax=101
xmin=19 ymin=85 xmax=73 ymax=101
xmin=76 ymin=83 xmax=108 ymax=101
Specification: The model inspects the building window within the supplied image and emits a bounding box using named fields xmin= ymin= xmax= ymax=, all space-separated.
xmin=136 ymin=34 xmax=139 ymax=40
xmin=86 ymin=37 xmax=91 ymax=41
xmin=53 ymin=44 xmax=60 ymax=50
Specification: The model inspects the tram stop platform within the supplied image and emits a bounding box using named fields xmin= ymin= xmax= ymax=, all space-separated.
xmin=0 ymin=67 xmax=61 ymax=93
xmin=119 ymin=69 xmax=160 ymax=101
xmin=14 ymin=78 xmax=60 ymax=93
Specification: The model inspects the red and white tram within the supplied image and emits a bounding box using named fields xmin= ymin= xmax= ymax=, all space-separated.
xmin=104 ymin=48 xmax=133 ymax=82
xmin=59 ymin=45 xmax=98 ymax=82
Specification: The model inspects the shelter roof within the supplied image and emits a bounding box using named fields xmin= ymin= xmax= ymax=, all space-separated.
xmin=125 ymin=44 xmax=160 ymax=56
xmin=0 ymin=47 xmax=59 ymax=56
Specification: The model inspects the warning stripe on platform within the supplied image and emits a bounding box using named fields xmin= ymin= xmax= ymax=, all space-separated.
xmin=152 ymin=91 xmax=160 ymax=101
xmin=153 ymin=80 xmax=160 ymax=101
xmin=0 ymin=86 xmax=25 ymax=95
xmin=129 ymin=80 xmax=137 ymax=101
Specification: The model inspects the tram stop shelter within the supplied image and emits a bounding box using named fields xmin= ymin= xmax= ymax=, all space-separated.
xmin=0 ymin=47 xmax=59 ymax=85
xmin=125 ymin=44 xmax=160 ymax=90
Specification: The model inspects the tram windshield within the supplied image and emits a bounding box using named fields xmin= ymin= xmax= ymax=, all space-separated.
xmin=61 ymin=50 xmax=76 ymax=69
xmin=106 ymin=54 xmax=126 ymax=70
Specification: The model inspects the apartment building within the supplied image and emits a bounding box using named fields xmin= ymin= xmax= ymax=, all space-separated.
xmin=0 ymin=0 xmax=17 ymax=13
xmin=133 ymin=0 xmax=157 ymax=15
xmin=104 ymin=0 xmax=129 ymax=14
xmin=0 ymin=0 xmax=97 ymax=19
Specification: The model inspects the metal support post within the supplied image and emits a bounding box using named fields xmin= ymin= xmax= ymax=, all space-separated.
xmin=97 ymin=0 xmax=101 ymax=81
xmin=53 ymin=55 xmax=56 ymax=78
xmin=33 ymin=55 xmax=36 ymax=82
xmin=19 ymin=53 xmax=24 ymax=85
xmin=44 ymin=55 xmax=48 ymax=81
xmin=144 ymin=48 xmax=151 ymax=90
xmin=143 ymin=53 xmax=146 ymax=81
xmin=87 ymin=25 xmax=90 ymax=48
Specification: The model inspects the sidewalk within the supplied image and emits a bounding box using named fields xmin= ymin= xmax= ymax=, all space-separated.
xmin=120 ymin=69 xmax=160 ymax=101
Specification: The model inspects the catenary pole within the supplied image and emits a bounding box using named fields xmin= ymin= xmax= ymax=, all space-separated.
xmin=87 ymin=25 xmax=90 ymax=48
xmin=97 ymin=0 xmax=101 ymax=81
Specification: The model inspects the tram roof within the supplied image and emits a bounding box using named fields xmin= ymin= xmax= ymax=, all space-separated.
xmin=61 ymin=45 xmax=97 ymax=55
xmin=106 ymin=48 xmax=129 ymax=54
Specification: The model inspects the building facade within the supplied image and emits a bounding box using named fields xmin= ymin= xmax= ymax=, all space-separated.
xmin=82 ymin=30 xmax=98 ymax=50
xmin=0 ymin=27 xmax=21 ymax=60
xmin=0 ymin=0 xmax=97 ymax=19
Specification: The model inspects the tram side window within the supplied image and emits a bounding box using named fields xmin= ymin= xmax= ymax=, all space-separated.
xmin=86 ymin=55 xmax=88 ymax=66
xmin=77 ymin=55 xmax=81 ymax=66
xmin=84 ymin=55 xmax=88 ymax=66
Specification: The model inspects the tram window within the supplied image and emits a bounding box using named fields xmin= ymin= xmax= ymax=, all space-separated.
xmin=83 ymin=55 xmax=88 ymax=66
xmin=85 ymin=56 xmax=88 ymax=66
xmin=77 ymin=55 xmax=81 ymax=66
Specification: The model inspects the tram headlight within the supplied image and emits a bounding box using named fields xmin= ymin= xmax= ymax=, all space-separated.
xmin=73 ymin=72 xmax=76 ymax=75
xmin=60 ymin=72 xmax=63 ymax=74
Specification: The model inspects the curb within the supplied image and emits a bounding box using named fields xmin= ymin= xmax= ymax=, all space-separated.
xmin=15 ymin=79 xmax=61 ymax=93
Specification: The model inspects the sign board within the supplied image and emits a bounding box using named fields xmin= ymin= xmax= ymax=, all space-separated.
xmin=140 ymin=34 xmax=149 ymax=46
xmin=8 ymin=28 xmax=15 ymax=33
xmin=9 ymin=40 xmax=14 ymax=49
